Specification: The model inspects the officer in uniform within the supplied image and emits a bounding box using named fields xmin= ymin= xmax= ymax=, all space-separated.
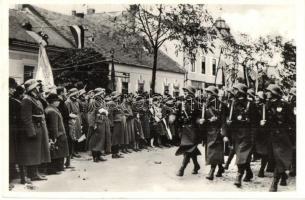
xmin=227 ymin=83 xmax=254 ymax=187
xmin=263 ymin=84 xmax=293 ymax=192
xmin=175 ymin=86 xmax=201 ymax=176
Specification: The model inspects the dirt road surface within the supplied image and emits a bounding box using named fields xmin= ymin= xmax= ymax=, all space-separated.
xmin=10 ymin=145 xmax=295 ymax=192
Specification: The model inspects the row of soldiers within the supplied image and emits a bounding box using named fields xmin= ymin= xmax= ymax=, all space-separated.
xmin=175 ymin=83 xmax=296 ymax=192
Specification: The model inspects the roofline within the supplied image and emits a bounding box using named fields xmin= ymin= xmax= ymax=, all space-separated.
xmin=104 ymin=60 xmax=185 ymax=74
xmin=9 ymin=39 xmax=68 ymax=53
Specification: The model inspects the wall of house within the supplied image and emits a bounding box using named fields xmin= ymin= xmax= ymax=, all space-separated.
xmin=9 ymin=50 xmax=38 ymax=84
xmin=109 ymin=63 xmax=185 ymax=95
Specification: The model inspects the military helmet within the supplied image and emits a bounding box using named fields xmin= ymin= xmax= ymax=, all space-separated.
xmin=233 ymin=83 xmax=248 ymax=94
xmin=266 ymin=84 xmax=283 ymax=97
xmin=205 ymin=85 xmax=218 ymax=96
xmin=183 ymin=85 xmax=196 ymax=95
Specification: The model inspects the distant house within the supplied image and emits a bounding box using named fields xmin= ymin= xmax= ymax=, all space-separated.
xmin=9 ymin=4 xmax=185 ymax=95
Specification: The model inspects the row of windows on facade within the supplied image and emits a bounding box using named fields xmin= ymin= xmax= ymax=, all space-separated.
xmin=23 ymin=65 xmax=180 ymax=97
xmin=190 ymin=58 xmax=217 ymax=75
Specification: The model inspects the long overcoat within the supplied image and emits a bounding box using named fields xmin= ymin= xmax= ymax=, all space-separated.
xmin=265 ymin=99 xmax=293 ymax=173
xmin=18 ymin=94 xmax=51 ymax=166
xmin=108 ymin=101 xmax=126 ymax=146
xmin=228 ymin=98 xmax=254 ymax=165
xmin=65 ymin=98 xmax=82 ymax=139
xmin=45 ymin=105 xmax=69 ymax=159
xmin=175 ymin=100 xmax=202 ymax=156
xmin=9 ymin=96 xmax=21 ymax=164
xmin=203 ymin=98 xmax=227 ymax=165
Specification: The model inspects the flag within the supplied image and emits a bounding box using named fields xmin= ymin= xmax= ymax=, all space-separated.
xmin=26 ymin=30 xmax=55 ymax=89
xmin=69 ymin=25 xmax=85 ymax=49
xmin=35 ymin=44 xmax=55 ymax=88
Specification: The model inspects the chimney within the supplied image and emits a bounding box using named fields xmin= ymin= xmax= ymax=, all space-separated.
xmin=72 ymin=10 xmax=76 ymax=16
xmin=87 ymin=8 xmax=95 ymax=15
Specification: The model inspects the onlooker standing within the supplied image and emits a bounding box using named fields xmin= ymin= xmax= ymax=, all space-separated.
xmin=45 ymin=94 xmax=70 ymax=174
xmin=20 ymin=79 xmax=50 ymax=181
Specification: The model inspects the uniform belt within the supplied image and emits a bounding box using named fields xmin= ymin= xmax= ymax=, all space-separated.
xmin=32 ymin=114 xmax=44 ymax=118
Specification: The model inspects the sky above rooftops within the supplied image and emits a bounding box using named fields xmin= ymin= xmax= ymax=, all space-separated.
xmin=9 ymin=3 xmax=296 ymax=40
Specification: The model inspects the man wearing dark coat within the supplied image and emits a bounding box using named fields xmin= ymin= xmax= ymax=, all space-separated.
xmin=263 ymin=84 xmax=293 ymax=192
xmin=226 ymin=83 xmax=254 ymax=187
xmin=288 ymin=87 xmax=296 ymax=177
xmin=176 ymin=86 xmax=202 ymax=177
xmin=20 ymin=79 xmax=50 ymax=181
xmin=45 ymin=94 xmax=70 ymax=174
xmin=202 ymin=86 xmax=228 ymax=180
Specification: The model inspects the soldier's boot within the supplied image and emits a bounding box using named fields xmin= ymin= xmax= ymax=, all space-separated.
xmin=234 ymin=172 xmax=244 ymax=188
xmin=243 ymin=164 xmax=253 ymax=182
xmin=206 ymin=165 xmax=216 ymax=180
xmin=258 ymin=157 xmax=267 ymax=177
xmin=224 ymin=150 xmax=235 ymax=170
xmin=191 ymin=156 xmax=200 ymax=174
xmin=269 ymin=175 xmax=280 ymax=192
xmin=216 ymin=164 xmax=225 ymax=177
xmin=280 ymin=172 xmax=288 ymax=186
xmin=266 ymin=160 xmax=275 ymax=173
xmin=176 ymin=155 xmax=190 ymax=177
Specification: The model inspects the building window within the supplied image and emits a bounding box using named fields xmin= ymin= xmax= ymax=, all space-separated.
xmin=212 ymin=59 xmax=217 ymax=76
xmin=138 ymin=83 xmax=144 ymax=94
xmin=201 ymin=57 xmax=206 ymax=74
xmin=191 ymin=60 xmax=195 ymax=72
xmin=122 ymin=82 xmax=129 ymax=94
xmin=24 ymin=65 xmax=35 ymax=82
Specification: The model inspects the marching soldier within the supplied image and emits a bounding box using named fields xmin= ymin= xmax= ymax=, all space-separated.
xmin=176 ymin=86 xmax=201 ymax=176
xmin=254 ymin=91 xmax=270 ymax=178
xmin=263 ymin=84 xmax=293 ymax=192
xmin=202 ymin=86 xmax=228 ymax=180
xmin=227 ymin=83 xmax=254 ymax=187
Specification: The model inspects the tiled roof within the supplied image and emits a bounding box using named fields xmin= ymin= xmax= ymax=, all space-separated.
xmin=26 ymin=5 xmax=185 ymax=74
xmin=9 ymin=8 xmax=74 ymax=49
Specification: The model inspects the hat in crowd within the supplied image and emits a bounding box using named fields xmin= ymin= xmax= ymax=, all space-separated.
xmin=233 ymin=83 xmax=248 ymax=94
xmin=289 ymin=87 xmax=296 ymax=96
xmin=183 ymin=85 xmax=196 ymax=95
xmin=104 ymin=95 xmax=112 ymax=102
xmin=136 ymin=95 xmax=144 ymax=101
xmin=247 ymin=88 xmax=255 ymax=99
xmin=46 ymin=93 xmax=60 ymax=103
xmin=68 ymin=88 xmax=78 ymax=97
xmin=24 ymin=79 xmax=39 ymax=92
xmin=9 ymin=77 xmax=18 ymax=89
xmin=78 ymin=89 xmax=86 ymax=96
xmin=14 ymin=85 xmax=25 ymax=96
xmin=152 ymin=96 xmax=159 ymax=102
xmin=165 ymin=97 xmax=175 ymax=107
xmin=205 ymin=85 xmax=218 ymax=96
xmin=94 ymin=87 xmax=105 ymax=96
xmin=266 ymin=84 xmax=283 ymax=97
xmin=256 ymin=91 xmax=265 ymax=100
xmin=111 ymin=91 xmax=121 ymax=100
xmin=69 ymin=113 xmax=77 ymax=119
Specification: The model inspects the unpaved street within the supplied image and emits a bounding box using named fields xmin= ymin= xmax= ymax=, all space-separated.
xmin=11 ymin=146 xmax=296 ymax=192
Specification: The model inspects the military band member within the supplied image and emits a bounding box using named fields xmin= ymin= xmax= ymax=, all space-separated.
xmin=176 ymin=86 xmax=201 ymax=176
xmin=263 ymin=84 xmax=293 ymax=192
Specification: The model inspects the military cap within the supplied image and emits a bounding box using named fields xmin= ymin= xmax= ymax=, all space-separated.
xmin=68 ymin=88 xmax=78 ymax=97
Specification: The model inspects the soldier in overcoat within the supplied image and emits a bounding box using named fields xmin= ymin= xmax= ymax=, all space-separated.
xmin=19 ymin=79 xmax=50 ymax=181
xmin=202 ymin=86 xmax=228 ymax=180
xmin=45 ymin=94 xmax=69 ymax=174
xmin=175 ymin=86 xmax=202 ymax=177
xmin=226 ymin=83 xmax=254 ymax=187
xmin=263 ymin=84 xmax=293 ymax=192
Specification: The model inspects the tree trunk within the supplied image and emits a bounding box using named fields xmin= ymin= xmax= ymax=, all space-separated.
xmin=151 ymin=47 xmax=158 ymax=94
